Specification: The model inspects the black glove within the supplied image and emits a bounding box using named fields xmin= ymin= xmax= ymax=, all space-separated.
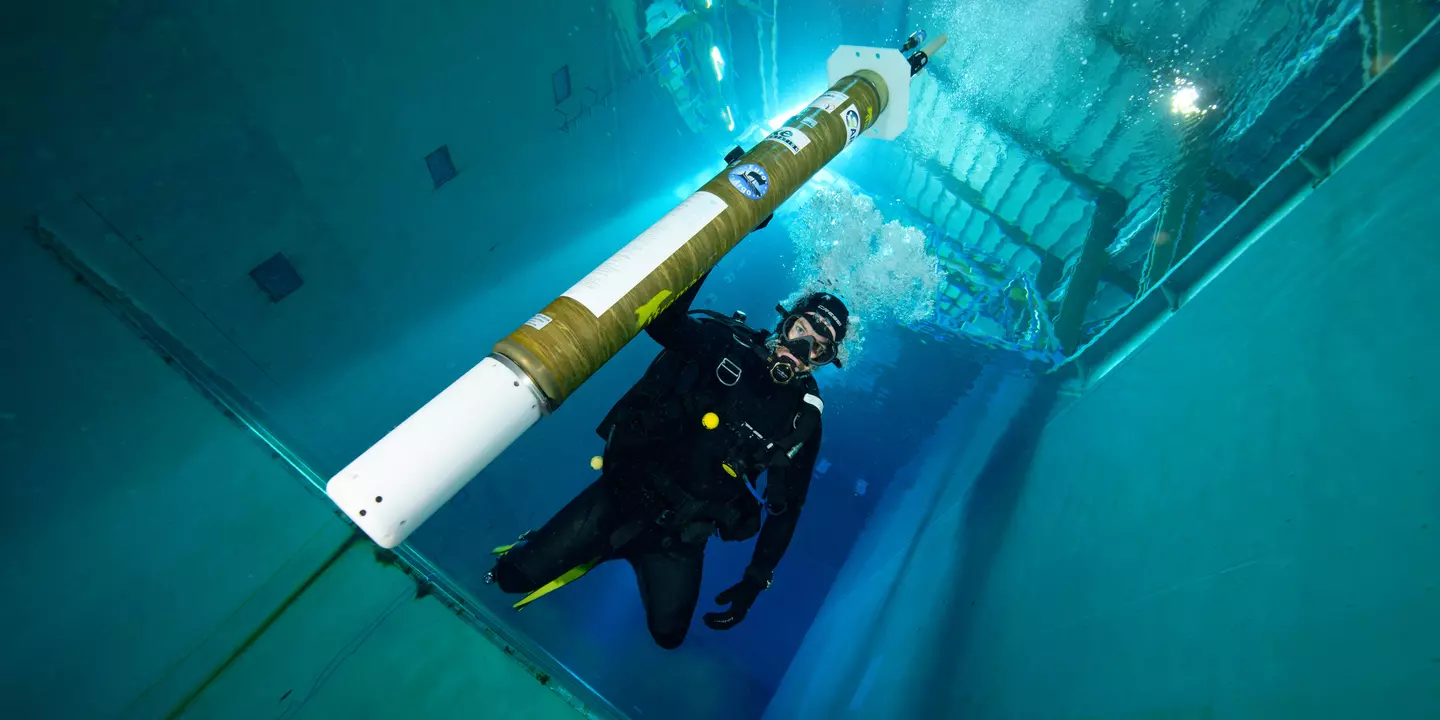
xmin=702 ymin=574 xmax=768 ymax=630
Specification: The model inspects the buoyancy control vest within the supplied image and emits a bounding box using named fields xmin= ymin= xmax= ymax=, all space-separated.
xmin=596 ymin=310 xmax=822 ymax=541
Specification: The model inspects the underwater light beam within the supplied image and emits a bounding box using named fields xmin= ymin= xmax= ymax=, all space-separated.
xmin=767 ymin=99 xmax=817 ymax=130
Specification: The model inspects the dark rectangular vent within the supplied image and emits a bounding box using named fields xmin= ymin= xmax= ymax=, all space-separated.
xmin=553 ymin=65 xmax=572 ymax=104
xmin=250 ymin=252 xmax=303 ymax=302
xmin=426 ymin=145 xmax=457 ymax=189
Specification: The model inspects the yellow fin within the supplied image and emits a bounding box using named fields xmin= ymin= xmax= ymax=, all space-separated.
xmin=513 ymin=559 xmax=601 ymax=610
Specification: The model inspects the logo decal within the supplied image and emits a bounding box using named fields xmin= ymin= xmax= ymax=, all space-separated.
xmin=841 ymin=105 xmax=862 ymax=146
xmin=727 ymin=163 xmax=770 ymax=200
xmin=764 ymin=126 xmax=812 ymax=155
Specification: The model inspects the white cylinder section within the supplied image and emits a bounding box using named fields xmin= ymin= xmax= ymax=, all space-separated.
xmin=327 ymin=355 xmax=547 ymax=548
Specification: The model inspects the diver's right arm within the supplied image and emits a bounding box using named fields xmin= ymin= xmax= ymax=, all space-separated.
xmin=643 ymin=271 xmax=712 ymax=352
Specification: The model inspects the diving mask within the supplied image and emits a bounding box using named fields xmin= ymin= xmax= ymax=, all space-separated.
xmin=779 ymin=314 xmax=838 ymax=366
xmin=766 ymin=321 xmax=837 ymax=384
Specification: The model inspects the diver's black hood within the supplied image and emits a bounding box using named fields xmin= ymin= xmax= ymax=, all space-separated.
xmin=791 ymin=292 xmax=849 ymax=342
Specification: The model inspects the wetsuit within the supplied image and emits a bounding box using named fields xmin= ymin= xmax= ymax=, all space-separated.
xmin=490 ymin=273 xmax=823 ymax=649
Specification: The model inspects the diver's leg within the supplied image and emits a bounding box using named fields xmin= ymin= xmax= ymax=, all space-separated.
xmin=491 ymin=478 xmax=621 ymax=594
xmin=628 ymin=545 xmax=705 ymax=650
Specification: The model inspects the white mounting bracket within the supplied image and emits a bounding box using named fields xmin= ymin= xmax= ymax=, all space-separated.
xmin=826 ymin=45 xmax=914 ymax=141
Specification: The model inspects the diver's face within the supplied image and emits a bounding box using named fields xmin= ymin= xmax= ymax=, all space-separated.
xmin=775 ymin=313 xmax=837 ymax=372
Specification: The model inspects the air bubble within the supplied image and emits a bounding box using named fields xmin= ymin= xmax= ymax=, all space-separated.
xmin=785 ymin=187 xmax=944 ymax=368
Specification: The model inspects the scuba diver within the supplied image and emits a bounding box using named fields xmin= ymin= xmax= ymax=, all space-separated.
xmin=486 ymin=270 xmax=849 ymax=649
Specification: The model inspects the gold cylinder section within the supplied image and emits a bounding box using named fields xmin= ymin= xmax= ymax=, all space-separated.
xmin=495 ymin=72 xmax=889 ymax=406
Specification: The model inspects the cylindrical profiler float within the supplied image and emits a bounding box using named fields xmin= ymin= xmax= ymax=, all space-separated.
xmin=495 ymin=73 xmax=886 ymax=405
xmin=329 ymin=34 xmax=947 ymax=548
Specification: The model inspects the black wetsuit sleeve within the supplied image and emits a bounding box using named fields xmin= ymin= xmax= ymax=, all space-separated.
xmin=644 ymin=271 xmax=711 ymax=352
xmin=747 ymin=416 xmax=821 ymax=583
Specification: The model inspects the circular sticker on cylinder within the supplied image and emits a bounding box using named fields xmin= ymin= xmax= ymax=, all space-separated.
xmin=728 ymin=163 xmax=770 ymax=200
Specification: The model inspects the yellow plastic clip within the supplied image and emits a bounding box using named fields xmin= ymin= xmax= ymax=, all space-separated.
xmin=492 ymin=530 xmax=533 ymax=557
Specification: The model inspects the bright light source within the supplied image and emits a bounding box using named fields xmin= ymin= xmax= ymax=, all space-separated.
xmin=766 ymin=99 xmax=814 ymax=130
xmin=1171 ymin=84 xmax=1201 ymax=115
xmin=710 ymin=46 xmax=725 ymax=82
xmin=705 ymin=0 xmax=713 ymax=7
xmin=722 ymin=106 xmax=735 ymax=132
